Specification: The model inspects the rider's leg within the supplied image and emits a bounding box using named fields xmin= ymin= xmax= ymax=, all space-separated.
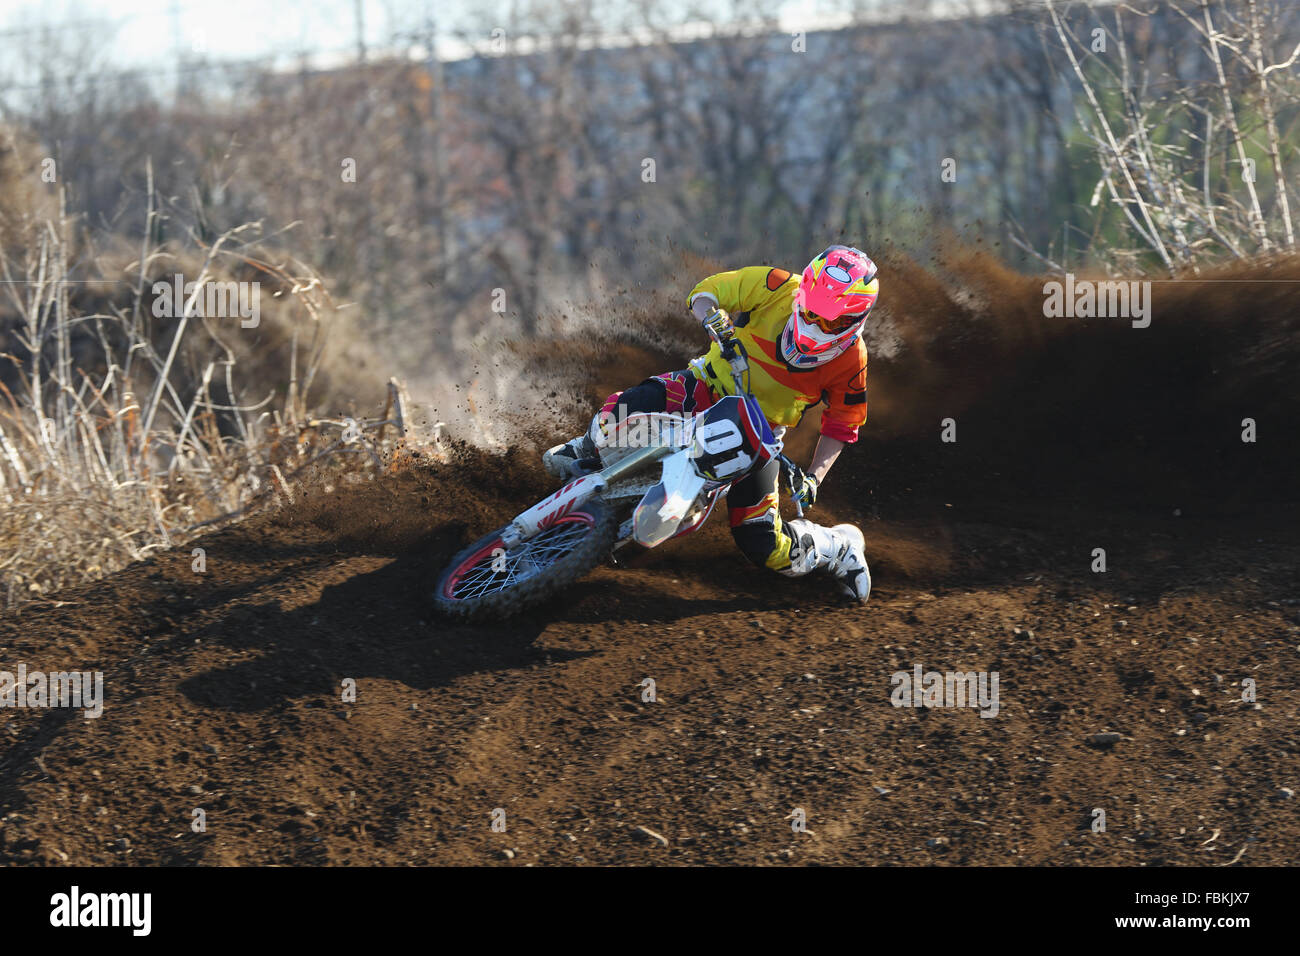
xmin=727 ymin=460 xmax=871 ymax=602
xmin=543 ymin=370 xmax=711 ymax=478
xmin=727 ymin=459 xmax=796 ymax=570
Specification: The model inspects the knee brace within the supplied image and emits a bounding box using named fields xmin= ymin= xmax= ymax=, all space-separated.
xmin=729 ymin=499 xmax=794 ymax=572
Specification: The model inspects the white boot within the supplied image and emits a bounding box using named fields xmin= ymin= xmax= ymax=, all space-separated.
xmin=783 ymin=519 xmax=871 ymax=602
xmin=542 ymin=416 xmax=602 ymax=479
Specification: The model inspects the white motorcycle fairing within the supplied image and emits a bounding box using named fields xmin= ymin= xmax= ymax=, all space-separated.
xmin=632 ymin=446 xmax=710 ymax=547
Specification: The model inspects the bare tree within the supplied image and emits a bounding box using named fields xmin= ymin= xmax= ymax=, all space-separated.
xmin=1044 ymin=0 xmax=1300 ymax=272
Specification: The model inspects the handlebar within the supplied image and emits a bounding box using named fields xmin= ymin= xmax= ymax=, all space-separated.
xmin=702 ymin=308 xmax=749 ymax=391
xmin=779 ymin=454 xmax=806 ymax=518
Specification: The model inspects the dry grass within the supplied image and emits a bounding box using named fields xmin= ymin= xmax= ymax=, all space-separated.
xmin=0 ymin=178 xmax=419 ymax=609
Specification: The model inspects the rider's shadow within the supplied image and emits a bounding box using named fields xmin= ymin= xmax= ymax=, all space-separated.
xmin=176 ymin=534 xmax=592 ymax=712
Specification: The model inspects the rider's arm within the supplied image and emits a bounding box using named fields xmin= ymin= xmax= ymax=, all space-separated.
xmin=809 ymin=434 xmax=846 ymax=484
xmin=817 ymin=360 xmax=869 ymax=467
xmin=687 ymin=267 xmax=791 ymax=321
xmin=806 ymin=360 xmax=866 ymax=488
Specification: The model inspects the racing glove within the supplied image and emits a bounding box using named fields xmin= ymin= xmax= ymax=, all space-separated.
xmin=793 ymin=472 xmax=819 ymax=510
xmin=691 ymin=295 xmax=726 ymax=327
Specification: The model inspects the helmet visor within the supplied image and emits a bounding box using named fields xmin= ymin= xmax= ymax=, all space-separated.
xmin=799 ymin=305 xmax=864 ymax=335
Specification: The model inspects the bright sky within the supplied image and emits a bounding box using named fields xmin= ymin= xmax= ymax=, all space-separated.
xmin=0 ymin=0 xmax=917 ymax=68
xmin=0 ymin=0 xmax=994 ymax=104
xmin=0 ymin=0 xmax=421 ymax=66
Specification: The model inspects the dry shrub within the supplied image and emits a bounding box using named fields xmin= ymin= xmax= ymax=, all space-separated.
xmin=0 ymin=162 xmax=399 ymax=608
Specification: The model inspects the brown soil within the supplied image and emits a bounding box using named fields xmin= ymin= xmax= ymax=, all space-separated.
xmin=2 ymin=253 xmax=1298 ymax=866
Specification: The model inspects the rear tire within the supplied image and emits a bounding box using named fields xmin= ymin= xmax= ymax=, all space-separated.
xmin=433 ymin=498 xmax=619 ymax=622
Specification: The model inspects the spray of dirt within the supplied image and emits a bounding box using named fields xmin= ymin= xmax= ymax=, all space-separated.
xmin=331 ymin=246 xmax=1300 ymax=590
xmin=409 ymin=246 xmax=1299 ymax=509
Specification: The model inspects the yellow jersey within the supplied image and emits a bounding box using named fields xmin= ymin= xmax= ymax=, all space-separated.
xmin=687 ymin=266 xmax=868 ymax=443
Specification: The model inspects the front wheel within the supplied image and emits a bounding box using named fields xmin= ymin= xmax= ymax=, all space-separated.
xmin=433 ymin=498 xmax=619 ymax=622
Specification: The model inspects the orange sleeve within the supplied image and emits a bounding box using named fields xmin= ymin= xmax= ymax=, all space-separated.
xmin=819 ymin=357 xmax=868 ymax=444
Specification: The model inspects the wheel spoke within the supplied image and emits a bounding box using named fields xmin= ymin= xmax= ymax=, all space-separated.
xmin=450 ymin=519 xmax=595 ymax=600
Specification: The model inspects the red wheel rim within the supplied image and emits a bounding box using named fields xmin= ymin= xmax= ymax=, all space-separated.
xmin=441 ymin=513 xmax=596 ymax=601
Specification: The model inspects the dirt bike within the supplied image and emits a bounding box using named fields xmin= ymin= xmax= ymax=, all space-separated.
xmin=433 ymin=310 xmax=811 ymax=621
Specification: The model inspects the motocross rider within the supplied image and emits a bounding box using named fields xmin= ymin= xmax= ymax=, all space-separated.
xmin=543 ymin=244 xmax=876 ymax=602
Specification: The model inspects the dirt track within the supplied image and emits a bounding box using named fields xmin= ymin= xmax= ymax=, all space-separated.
xmin=2 ymin=253 xmax=1298 ymax=866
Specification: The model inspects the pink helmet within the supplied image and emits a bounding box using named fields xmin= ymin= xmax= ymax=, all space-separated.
xmin=782 ymin=245 xmax=879 ymax=366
